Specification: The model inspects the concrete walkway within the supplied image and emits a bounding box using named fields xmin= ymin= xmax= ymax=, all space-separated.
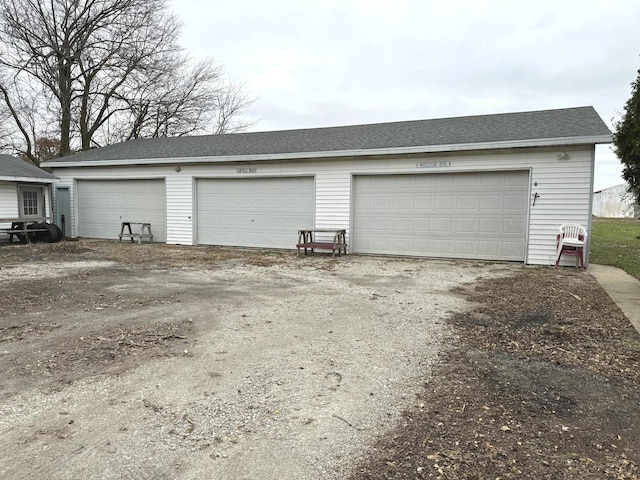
xmin=589 ymin=264 xmax=640 ymax=334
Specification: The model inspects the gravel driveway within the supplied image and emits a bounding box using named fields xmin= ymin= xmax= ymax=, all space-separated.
xmin=0 ymin=243 xmax=514 ymax=479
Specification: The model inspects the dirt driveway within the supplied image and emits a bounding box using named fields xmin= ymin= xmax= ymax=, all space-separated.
xmin=0 ymin=241 xmax=513 ymax=479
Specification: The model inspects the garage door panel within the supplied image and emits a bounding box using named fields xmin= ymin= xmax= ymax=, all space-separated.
xmin=237 ymin=197 xmax=254 ymax=208
xmin=479 ymin=218 xmax=501 ymax=234
xmin=504 ymin=218 xmax=526 ymax=234
xmin=283 ymin=214 xmax=304 ymax=228
xmin=367 ymin=237 xmax=386 ymax=250
xmin=355 ymin=197 xmax=373 ymax=209
xmin=480 ymin=194 xmax=502 ymax=210
xmin=432 ymin=239 xmax=453 ymax=254
xmin=434 ymin=217 xmax=454 ymax=233
xmin=354 ymin=216 xmax=373 ymax=230
xmin=456 ymin=218 xmax=478 ymax=233
xmin=478 ymin=241 xmax=500 ymax=256
xmin=394 ymin=218 xmax=412 ymax=231
xmin=353 ymin=171 xmax=528 ymax=260
xmin=374 ymin=197 xmax=392 ymax=210
xmin=374 ymin=217 xmax=392 ymax=231
xmin=196 ymin=177 xmax=313 ymax=248
xmin=358 ymin=237 xmax=374 ymax=250
xmin=458 ymin=175 xmax=479 ymax=187
xmin=456 ymin=240 xmax=476 ymax=255
xmin=412 ymin=238 xmax=430 ymax=250
xmin=394 ymin=196 xmax=411 ymax=209
xmin=435 ymin=196 xmax=455 ymax=209
xmin=504 ymin=194 xmax=527 ymax=211
xmin=505 ymin=174 xmax=529 ymax=187
xmin=413 ymin=218 xmax=431 ymax=232
xmin=414 ymin=196 xmax=432 ymax=210
xmin=390 ymin=176 xmax=413 ymax=188
xmin=77 ymin=180 xmax=166 ymax=241
xmin=434 ymin=175 xmax=455 ymax=187
xmin=503 ymin=241 xmax=525 ymax=257
xmin=265 ymin=197 xmax=284 ymax=208
xmin=457 ymin=195 xmax=478 ymax=210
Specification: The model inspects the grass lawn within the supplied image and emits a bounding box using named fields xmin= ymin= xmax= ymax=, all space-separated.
xmin=590 ymin=217 xmax=640 ymax=279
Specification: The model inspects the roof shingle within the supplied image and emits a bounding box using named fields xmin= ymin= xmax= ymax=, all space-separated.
xmin=0 ymin=154 xmax=58 ymax=180
xmin=43 ymin=106 xmax=612 ymax=164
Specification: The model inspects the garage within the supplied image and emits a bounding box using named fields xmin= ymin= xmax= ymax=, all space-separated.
xmin=352 ymin=171 xmax=529 ymax=260
xmin=44 ymin=107 xmax=612 ymax=264
xmin=76 ymin=179 xmax=166 ymax=241
xmin=196 ymin=177 xmax=314 ymax=248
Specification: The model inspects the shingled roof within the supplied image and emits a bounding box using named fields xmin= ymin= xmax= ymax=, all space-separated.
xmin=0 ymin=154 xmax=58 ymax=182
xmin=42 ymin=106 xmax=611 ymax=167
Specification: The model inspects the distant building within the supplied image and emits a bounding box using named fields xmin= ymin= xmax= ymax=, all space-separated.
xmin=592 ymin=183 xmax=638 ymax=218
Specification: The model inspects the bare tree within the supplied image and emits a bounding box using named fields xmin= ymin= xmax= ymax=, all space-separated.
xmin=212 ymin=80 xmax=257 ymax=135
xmin=0 ymin=0 xmax=253 ymax=164
xmin=115 ymin=58 xmax=228 ymax=141
xmin=0 ymin=72 xmax=58 ymax=164
xmin=0 ymin=97 xmax=14 ymax=152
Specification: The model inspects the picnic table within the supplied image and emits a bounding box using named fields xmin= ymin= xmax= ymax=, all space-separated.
xmin=296 ymin=228 xmax=347 ymax=257
xmin=0 ymin=217 xmax=52 ymax=243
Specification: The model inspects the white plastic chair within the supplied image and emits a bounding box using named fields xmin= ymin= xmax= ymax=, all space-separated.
xmin=555 ymin=223 xmax=588 ymax=269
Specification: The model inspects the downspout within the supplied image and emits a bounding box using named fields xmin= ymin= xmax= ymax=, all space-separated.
xmin=586 ymin=145 xmax=596 ymax=267
xmin=49 ymin=185 xmax=54 ymax=221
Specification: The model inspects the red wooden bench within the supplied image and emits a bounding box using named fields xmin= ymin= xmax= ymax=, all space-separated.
xmin=297 ymin=229 xmax=347 ymax=257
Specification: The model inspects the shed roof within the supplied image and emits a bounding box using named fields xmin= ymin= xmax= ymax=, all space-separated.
xmin=593 ymin=183 xmax=629 ymax=194
xmin=0 ymin=154 xmax=58 ymax=182
xmin=42 ymin=106 xmax=612 ymax=167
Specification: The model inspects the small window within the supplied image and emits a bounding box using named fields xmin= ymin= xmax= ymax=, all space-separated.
xmin=19 ymin=187 xmax=43 ymax=218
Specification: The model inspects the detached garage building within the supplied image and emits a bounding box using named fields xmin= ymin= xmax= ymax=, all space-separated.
xmin=41 ymin=106 xmax=611 ymax=265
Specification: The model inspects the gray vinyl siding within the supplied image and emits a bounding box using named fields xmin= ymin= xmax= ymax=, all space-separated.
xmin=166 ymin=175 xmax=194 ymax=245
xmin=315 ymin=170 xmax=351 ymax=241
xmin=0 ymin=183 xmax=18 ymax=242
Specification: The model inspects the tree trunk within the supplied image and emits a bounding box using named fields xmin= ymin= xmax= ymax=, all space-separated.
xmin=58 ymin=53 xmax=73 ymax=156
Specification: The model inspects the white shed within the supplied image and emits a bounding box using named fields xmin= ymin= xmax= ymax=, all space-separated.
xmin=592 ymin=183 xmax=638 ymax=218
xmin=42 ymin=106 xmax=612 ymax=265
xmin=0 ymin=154 xmax=58 ymax=242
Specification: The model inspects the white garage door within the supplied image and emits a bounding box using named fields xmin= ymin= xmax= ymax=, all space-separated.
xmin=76 ymin=179 xmax=166 ymax=241
xmin=196 ymin=177 xmax=314 ymax=248
xmin=353 ymin=171 xmax=529 ymax=260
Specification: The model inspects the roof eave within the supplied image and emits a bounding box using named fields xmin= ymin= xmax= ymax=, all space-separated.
xmin=0 ymin=175 xmax=59 ymax=183
xmin=41 ymin=134 xmax=613 ymax=168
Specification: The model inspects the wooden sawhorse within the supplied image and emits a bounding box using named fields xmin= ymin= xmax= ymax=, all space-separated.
xmin=119 ymin=222 xmax=153 ymax=244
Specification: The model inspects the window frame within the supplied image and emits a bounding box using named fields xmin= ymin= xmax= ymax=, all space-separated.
xmin=18 ymin=185 xmax=44 ymax=219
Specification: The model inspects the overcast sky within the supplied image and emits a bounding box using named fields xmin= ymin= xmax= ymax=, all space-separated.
xmin=170 ymin=0 xmax=639 ymax=191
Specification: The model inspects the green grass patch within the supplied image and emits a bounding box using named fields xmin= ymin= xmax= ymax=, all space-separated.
xmin=590 ymin=217 xmax=640 ymax=279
